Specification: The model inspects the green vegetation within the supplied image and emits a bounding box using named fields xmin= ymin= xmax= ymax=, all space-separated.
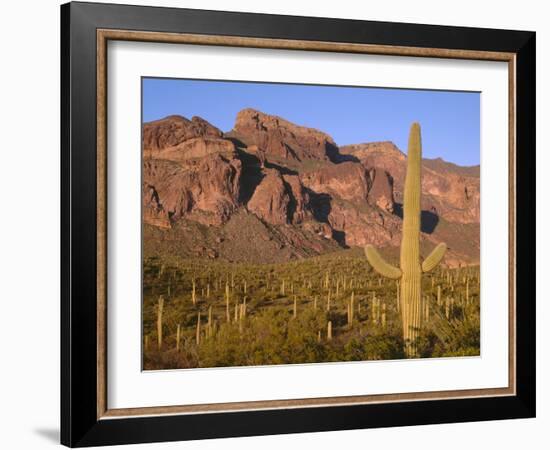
xmin=142 ymin=249 xmax=480 ymax=370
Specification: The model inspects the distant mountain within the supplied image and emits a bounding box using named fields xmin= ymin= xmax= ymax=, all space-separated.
xmin=142 ymin=109 xmax=480 ymax=266
xmin=422 ymin=157 xmax=480 ymax=177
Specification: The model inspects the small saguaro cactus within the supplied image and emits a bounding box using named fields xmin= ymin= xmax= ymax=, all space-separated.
xmin=364 ymin=123 xmax=447 ymax=357
xmin=196 ymin=311 xmax=201 ymax=346
xmin=156 ymin=295 xmax=164 ymax=350
xmin=208 ymin=306 xmax=213 ymax=336
xmin=225 ymin=282 xmax=230 ymax=322
xmin=396 ymin=280 xmax=400 ymax=313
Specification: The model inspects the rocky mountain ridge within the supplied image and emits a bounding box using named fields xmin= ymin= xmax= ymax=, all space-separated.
xmin=143 ymin=109 xmax=480 ymax=266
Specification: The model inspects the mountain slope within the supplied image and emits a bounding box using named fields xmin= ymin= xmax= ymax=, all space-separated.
xmin=142 ymin=110 xmax=480 ymax=266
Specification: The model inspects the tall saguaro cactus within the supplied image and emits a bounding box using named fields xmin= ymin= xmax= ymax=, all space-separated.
xmin=365 ymin=123 xmax=447 ymax=357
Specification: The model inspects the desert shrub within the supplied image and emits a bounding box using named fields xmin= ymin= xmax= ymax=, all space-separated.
xmin=142 ymin=254 xmax=480 ymax=368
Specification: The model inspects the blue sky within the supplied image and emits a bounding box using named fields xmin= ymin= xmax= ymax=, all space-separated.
xmin=142 ymin=78 xmax=480 ymax=166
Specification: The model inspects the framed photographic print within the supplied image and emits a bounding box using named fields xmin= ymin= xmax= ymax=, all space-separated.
xmin=60 ymin=1 xmax=536 ymax=447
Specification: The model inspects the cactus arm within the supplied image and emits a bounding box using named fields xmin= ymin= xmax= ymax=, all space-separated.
xmin=422 ymin=243 xmax=447 ymax=272
xmin=365 ymin=245 xmax=402 ymax=279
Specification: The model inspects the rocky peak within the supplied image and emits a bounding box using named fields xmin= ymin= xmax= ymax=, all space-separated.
xmin=143 ymin=115 xmax=223 ymax=152
xmin=232 ymin=108 xmax=338 ymax=162
xmin=340 ymin=141 xmax=405 ymax=160
xmin=423 ymin=157 xmax=480 ymax=177
xmin=142 ymin=115 xmax=242 ymax=227
xmin=143 ymin=114 xmax=235 ymax=162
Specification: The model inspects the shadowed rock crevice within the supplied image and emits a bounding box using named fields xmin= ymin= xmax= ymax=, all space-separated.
xmin=282 ymin=178 xmax=298 ymax=224
xmin=306 ymin=188 xmax=331 ymax=224
xmin=331 ymin=229 xmax=347 ymax=247
xmin=235 ymin=148 xmax=264 ymax=205
xmin=326 ymin=141 xmax=360 ymax=163
xmin=392 ymin=203 xmax=440 ymax=234
xmin=264 ymin=162 xmax=298 ymax=176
